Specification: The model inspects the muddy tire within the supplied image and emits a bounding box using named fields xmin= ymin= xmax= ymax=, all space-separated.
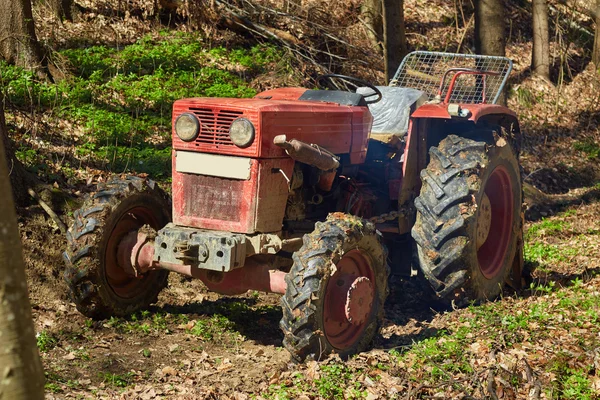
xmin=411 ymin=134 xmax=522 ymax=305
xmin=63 ymin=176 xmax=171 ymax=319
xmin=280 ymin=213 xmax=388 ymax=362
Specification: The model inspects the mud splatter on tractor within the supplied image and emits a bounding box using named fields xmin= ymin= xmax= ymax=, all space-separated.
xmin=64 ymin=51 xmax=524 ymax=361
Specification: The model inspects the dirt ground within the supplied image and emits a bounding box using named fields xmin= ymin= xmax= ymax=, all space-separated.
xmin=9 ymin=0 xmax=600 ymax=398
xmin=22 ymin=187 xmax=600 ymax=399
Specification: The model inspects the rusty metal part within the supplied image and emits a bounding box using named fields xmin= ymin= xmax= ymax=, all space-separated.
xmin=280 ymin=237 xmax=304 ymax=253
xmin=117 ymin=231 xmax=140 ymax=277
xmin=318 ymin=170 xmax=337 ymax=191
xmin=273 ymin=134 xmax=340 ymax=171
xmin=345 ymin=277 xmax=374 ymax=325
xmin=476 ymin=193 xmax=492 ymax=249
xmin=323 ymin=249 xmax=375 ymax=349
xmin=156 ymin=257 xmax=287 ymax=295
xmin=368 ymin=204 xmax=415 ymax=224
xmin=120 ymin=229 xmax=287 ymax=295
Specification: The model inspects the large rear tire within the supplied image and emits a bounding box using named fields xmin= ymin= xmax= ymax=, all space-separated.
xmin=280 ymin=213 xmax=389 ymax=362
xmin=63 ymin=176 xmax=171 ymax=319
xmin=411 ymin=134 xmax=522 ymax=305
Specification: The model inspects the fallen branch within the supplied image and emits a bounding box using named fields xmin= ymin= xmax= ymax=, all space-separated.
xmin=27 ymin=188 xmax=67 ymax=235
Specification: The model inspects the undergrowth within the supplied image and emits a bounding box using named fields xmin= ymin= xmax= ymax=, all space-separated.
xmin=0 ymin=32 xmax=284 ymax=179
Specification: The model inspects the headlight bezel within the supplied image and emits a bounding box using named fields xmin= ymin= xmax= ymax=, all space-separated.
xmin=229 ymin=118 xmax=255 ymax=148
xmin=175 ymin=112 xmax=200 ymax=142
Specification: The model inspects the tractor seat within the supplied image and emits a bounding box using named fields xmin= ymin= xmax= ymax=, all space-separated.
xmin=357 ymin=86 xmax=428 ymax=145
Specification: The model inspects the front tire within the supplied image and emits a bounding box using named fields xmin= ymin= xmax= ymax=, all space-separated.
xmin=63 ymin=176 xmax=171 ymax=319
xmin=280 ymin=213 xmax=389 ymax=362
xmin=411 ymin=134 xmax=522 ymax=305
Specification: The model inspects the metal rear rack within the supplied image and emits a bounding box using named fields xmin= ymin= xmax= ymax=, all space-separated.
xmin=391 ymin=51 xmax=513 ymax=105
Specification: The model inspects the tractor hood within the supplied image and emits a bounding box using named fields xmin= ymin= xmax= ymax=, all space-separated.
xmin=171 ymin=88 xmax=373 ymax=162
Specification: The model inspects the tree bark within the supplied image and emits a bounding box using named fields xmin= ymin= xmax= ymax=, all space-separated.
xmin=593 ymin=0 xmax=600 ymax=65
xmin=48 ymin=0 xmax=74 ymax=21
xmin=0 ymin=104 xmax=31 ymax=206
xmin=0 ymin=0 xmax=47 ymax=78
xmin=0 ymin=100 xmax=45 ymax=400
xmin=532 ymin=0 xmax=550 ymax=78
xmin=474 ymin=0 xmax=505 ymax=56
xmin=475 ymin=0 xmax=506 ymax=103
xmin=361 ymin=0 xmax=383 ymax=51
xmin=383 ymin=0 xmax=407 ymax=84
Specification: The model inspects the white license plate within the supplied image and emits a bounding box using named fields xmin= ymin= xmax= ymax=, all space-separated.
xmin=175 ymin=151 xmax=252 ymax=180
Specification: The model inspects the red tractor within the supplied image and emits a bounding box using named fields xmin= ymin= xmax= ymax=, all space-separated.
xmin=64 ymin=51 xmax=524 ymax=361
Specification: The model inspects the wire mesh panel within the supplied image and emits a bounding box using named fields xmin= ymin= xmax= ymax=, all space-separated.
xmin=391 ymin=51 xmax=513 ymax=104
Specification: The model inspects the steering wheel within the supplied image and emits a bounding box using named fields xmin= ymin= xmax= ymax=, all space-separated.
xmin=315 ymin=74 xmax=382 ymax=105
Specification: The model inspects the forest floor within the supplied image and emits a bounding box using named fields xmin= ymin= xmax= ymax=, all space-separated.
xmin=4 ymin=0 xmax=600 ymax=398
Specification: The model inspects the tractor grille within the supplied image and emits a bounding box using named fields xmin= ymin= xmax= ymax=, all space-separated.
xmin=190 ymin=108 xmax=243 ymax=146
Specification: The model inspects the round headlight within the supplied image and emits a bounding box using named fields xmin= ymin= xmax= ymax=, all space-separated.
xmin=175 ymin=113 xmax=199 ymax=142
xmin=229 ymin=118 xmax=255 ymax=148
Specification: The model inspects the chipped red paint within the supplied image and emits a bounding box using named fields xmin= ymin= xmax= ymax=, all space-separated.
xmin=126 ymin=239 xmax=287 ymax=295
xmin=171 ymin=96 xmax=372 ymax=161
xmin=172 ymin=156 xmax=294 ymax=233
xmin=478 ymin=164 xmax=514 ymax=279
xmin=253 ymin=87 xmax=306 ymax=101
xmin=171 ymin=92 xmax=374 ymax=233
xmin=323 ymin=249 xmax=375 ymax=350
xmin=410 ymin=102 xmax=517 ymax=122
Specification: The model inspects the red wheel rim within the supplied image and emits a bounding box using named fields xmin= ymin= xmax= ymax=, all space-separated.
xmin=323 ymin=250 xmax=376 ymax=350
xmin=104 ymin=206 xmax=161 ymax=298
xmin=477 ymin=165 xmax=514 ymax=279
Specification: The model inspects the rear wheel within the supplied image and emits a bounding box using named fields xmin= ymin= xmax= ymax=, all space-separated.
xmin=411 ymin=134 xmax=522 ymax=305
xmin=280 ymin=214 xmax=389 ymax=362
xmin=63 ymin=176 xmax=171 ymax=319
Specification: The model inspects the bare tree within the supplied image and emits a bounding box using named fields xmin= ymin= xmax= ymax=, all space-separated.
xmin=383 ymin=0 xmax=407 ymax=83
xmin=593 ymin=0 xmax=600 ymax=64
xmin=474 ymin=0 xmax=505 ymax=56
xmin=361 ymin=0 xmax=383 ymax=51
xmin=0 ymin=101 xmax=45 ymax=400
xmin=532 ymin=0 xmax=551 ymax=79
xmin=0 ymin=0 xmax=47 ymax=78
xmin=47 ymin=0 xmax=74 ymax=21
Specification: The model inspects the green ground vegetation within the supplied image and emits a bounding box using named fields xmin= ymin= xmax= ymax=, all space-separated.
xmin=0 ymin=32 xmax=283 ymax=178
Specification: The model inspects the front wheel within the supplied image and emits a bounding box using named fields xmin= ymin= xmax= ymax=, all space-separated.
xmin=412 ymin=134 xmax=522 ymax=305
xmin=63 ymin=176 xmax=171 ymax=319
xmin=280 ymin=213 xmax=389 ymax=362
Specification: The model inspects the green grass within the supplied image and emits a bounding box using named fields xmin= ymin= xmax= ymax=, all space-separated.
xmin=105 ymin=311 xmax=188 ymax=334
xmin=526 ymin=218 xmax=570 ymax=240
xmin=99 ymin=372 xmax=134 ymax=388
xmin=574 ymin=140 xmax=600 ymax=160
xmin=188 ymin=315 xmax=237 ymax=341
xmin=36 ymin=330 xmax=58 ymax=352
xmin=0 ymin=33 xmax=286 ymax=180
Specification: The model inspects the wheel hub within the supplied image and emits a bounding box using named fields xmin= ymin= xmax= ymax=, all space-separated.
xmin=323 ymin=250 xmax=376 ymax=350
xmin=476 ymin=193 xmax=492 ymax=249
xmin=345 ymin=277 xmax=374 ymax=325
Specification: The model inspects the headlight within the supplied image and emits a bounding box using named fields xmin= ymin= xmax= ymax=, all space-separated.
xmin=229 ymin=118 xmax=255 ymax=148
xmin=175 ymin=113 xmax=199 ymax=142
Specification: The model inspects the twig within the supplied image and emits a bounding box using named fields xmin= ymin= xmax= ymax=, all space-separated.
xmin=456 ymin=15 xmax=474 ymax=53
xmin=27 ymin=188 xmax=67 ymax=234
xmin=487 ymin=369 xmax=499 ymax=400
xmin=523 ymin=359 xmax=541 ymax=400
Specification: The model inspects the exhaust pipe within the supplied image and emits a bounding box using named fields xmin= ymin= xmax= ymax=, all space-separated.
xmin=273 ymin=135 xmax=339 ymax=171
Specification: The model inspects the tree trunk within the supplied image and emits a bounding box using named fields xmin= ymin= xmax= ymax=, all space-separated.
xmin=361 ymin=0 xmax=383 ymax=51
xmin=532 ymin=0 xmax=550 ymax=79
xmin=0 ymin=101 xmax=45 ymax=400
xmin=383 ymin=0 xmax=407 ymax=84
xmin=48 ymin=0 xmax=74 ymax=21
xmin=0 ymin=0 xmax=47 ymax=78
xmin=593 ymin=0 xmax=600 ymax=65
xmin=0 ymin=101 xmax=31 ymax=205
xmin=475 ymin=0 xmax=506 ymax=103
xmin=474 ymin=0 xmax=505 ymax=56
